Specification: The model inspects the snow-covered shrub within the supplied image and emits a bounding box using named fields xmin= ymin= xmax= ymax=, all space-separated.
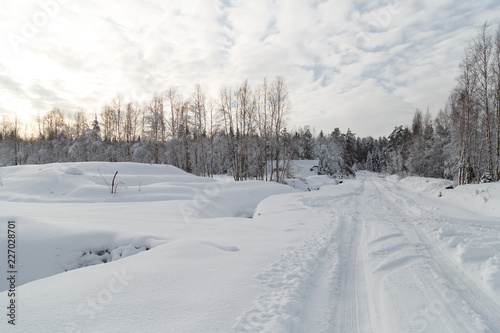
xmin=318 ymin=144 xmax=341 ymax=177
xmin=480 ymin=172 xmax=493 ymax=183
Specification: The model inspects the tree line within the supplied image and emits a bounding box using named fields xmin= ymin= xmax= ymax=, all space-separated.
xmin=448 ymin=22 xmax=500 ymax=184
xmin=1 ymin=23 xmax=499 ymax=185
xmin=367 ymin=22 xmax=500 ymax=184
xmin=1 ymin=77 xmax=298 ymax=183
xmin=0 ymin=75 xmax=364 ymax=182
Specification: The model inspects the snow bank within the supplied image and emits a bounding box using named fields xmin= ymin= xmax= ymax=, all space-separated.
xmin=397 ymin=175 xmax=500 ymax=217
xmin=391 ymin=175 xmax=500 ymax=300
xmin=485 ymin=254 xmax=500 ymax=291
xmin=398 ymin=176 xmax=452 ymax=194
xmin=439 ymin=183 xmax=500 ymax=216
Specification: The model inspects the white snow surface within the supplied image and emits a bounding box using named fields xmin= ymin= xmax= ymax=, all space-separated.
xmin=1 ymin=162 xmax=500 ymax=332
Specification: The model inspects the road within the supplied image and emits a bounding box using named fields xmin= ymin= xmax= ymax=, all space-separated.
xmin=236 ymin=173 xmax=500 ymax=332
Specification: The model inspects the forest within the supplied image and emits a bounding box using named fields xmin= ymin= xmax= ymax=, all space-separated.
xmin=1 ymin=23 xmax=500 ymax=185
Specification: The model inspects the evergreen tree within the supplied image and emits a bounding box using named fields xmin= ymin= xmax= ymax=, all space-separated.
xmin=342 ymin=129 xmax=357 ymax=177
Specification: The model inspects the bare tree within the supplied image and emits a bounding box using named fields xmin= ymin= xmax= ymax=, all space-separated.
xmin=473 ymin=22 xmax=495 ymax=179
xmin=166 ymin=87 xmax=179 ymax=140
xmin=235 ymin=79 xmax=255 ymax=180
xmin=410 ymin=109 xmax=425 ymax=175
xmin=74 ymin=110 xmax=88 ymax=138
xmin=219 ymin=86 xmax=238 ymax=180
xmin=206 ymin=99 xmax=219 ymax=177
xmin=123 ymin=102 xmax=139 ymax=143
xmin=268 ymin=76 xmax=291 ymax=183
xmin=256 ymin=78 xmax=270 ymax=180
xmin=44 ymin=108 xmax=67 ymax=140
xmin=146 ymin=93 xmax=166 ymax=163
xmin=4 ymin=115 xmax=19 ymax=165
xmin=101 ymin=103 xmax=115 ymax=141
xmin=191 ymin=84 xmax=207 ymax=176
xmin=179 ymin=99 xmax=191 ymax=173
xmin=112 ymin=93 xmax=124 ymax=141
xmin=493 ymin=24 xmax=500 ymax=181
xmin=452 ymin=45 xmax=480 ymax=184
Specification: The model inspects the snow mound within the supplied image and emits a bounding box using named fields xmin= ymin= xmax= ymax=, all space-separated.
xmin=0 ymin=162 xmax=295 ymax=210
xmin=456 ymin=243 xmax=499 ymax=262
xmin=484 ymin=254 xmax=500 ymax=291
xmin=440 ymin=183 xmax=500 ymax=216
xmin=287 ymin=160 xmax=341 ymax=191
xmin=286 ymin=175 xmax=340 ymax=191
xmin=398 ymin=176 xmax=453 ymax=195
xmin=289 ymin=160 xmax=319 ymax=178
xmin=64 ymin=167 xmax=84 ymax=175
xmin=0 ymin=162 xmax=201 ymax=202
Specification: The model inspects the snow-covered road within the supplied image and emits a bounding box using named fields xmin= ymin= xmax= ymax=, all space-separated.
xmin=1 ymin=162 xmax=499 ymax=332
xmin=237 ymin=173 xmax=500 ymax=332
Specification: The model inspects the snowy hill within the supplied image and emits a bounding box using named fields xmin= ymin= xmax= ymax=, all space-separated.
xmin=1 ymin=163 xmax=500 ymax=332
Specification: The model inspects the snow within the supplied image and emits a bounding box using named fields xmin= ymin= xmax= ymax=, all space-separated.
xmin=1 ymin=162 xmax=500 ymax=332
xmin=397 ymin=175 xmax=500 ymax=217
xmin=286 ymin=160 xmax=341 ymax=191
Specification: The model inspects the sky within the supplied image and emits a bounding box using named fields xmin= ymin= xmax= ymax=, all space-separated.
xmin=1 ymin=0 xmax=499 ymax=138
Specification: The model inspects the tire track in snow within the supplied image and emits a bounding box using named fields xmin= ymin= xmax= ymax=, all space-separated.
xmin=333 ymin=213 xmax=369 ymax=333
xmin=360 ymin=178 xmax=462 ymax=332
xmin=300 ymin=181 xmax=372 ymax=333
xmin=373 ymin=178 xmax=500 ymax=332
xmin=234 ymin=187 xmax=366 ymax=333
xmin=311 ymin=180 xmax=372 ymax=333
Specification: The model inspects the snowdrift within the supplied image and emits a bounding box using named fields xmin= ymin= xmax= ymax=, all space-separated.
xmin=0 ymin=162 xmax=318 ymax=332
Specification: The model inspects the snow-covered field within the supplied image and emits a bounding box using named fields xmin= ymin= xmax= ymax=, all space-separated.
xmin=1 ymin=162 xmax=500 ymax=332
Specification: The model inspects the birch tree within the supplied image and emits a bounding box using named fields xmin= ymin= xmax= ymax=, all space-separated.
xmin=473 ymin=22 xmax=494 ymax=178
xmin=268 ymin=76 xmax=290 ymax=183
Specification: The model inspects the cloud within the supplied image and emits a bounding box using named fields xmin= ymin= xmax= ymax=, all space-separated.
xmin=1 ymin=0 xmax=499 ymax=137
xmin=0 ymin=73 xmax=24 ymax=96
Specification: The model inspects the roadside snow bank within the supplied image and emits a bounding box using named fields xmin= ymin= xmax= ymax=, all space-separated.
xmin=440 ymin=183 xmax=500 ymax=216
xmin=393 ymin=175 xmax=500 ymax=299
xmin=397 ymin=176 xmax=452 ymax=195
xmin=397 ymin=176 xmax=500 ymax=217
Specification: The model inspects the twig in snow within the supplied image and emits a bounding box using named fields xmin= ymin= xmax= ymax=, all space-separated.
xmin=98 ymin=166 xmax=112 ymax=192
xmin=111 ymin=171 xmax=118 ymax=194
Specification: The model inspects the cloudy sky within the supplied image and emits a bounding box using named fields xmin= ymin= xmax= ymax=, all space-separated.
xmin=1 ymin=0 xmax=499 ymax=138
